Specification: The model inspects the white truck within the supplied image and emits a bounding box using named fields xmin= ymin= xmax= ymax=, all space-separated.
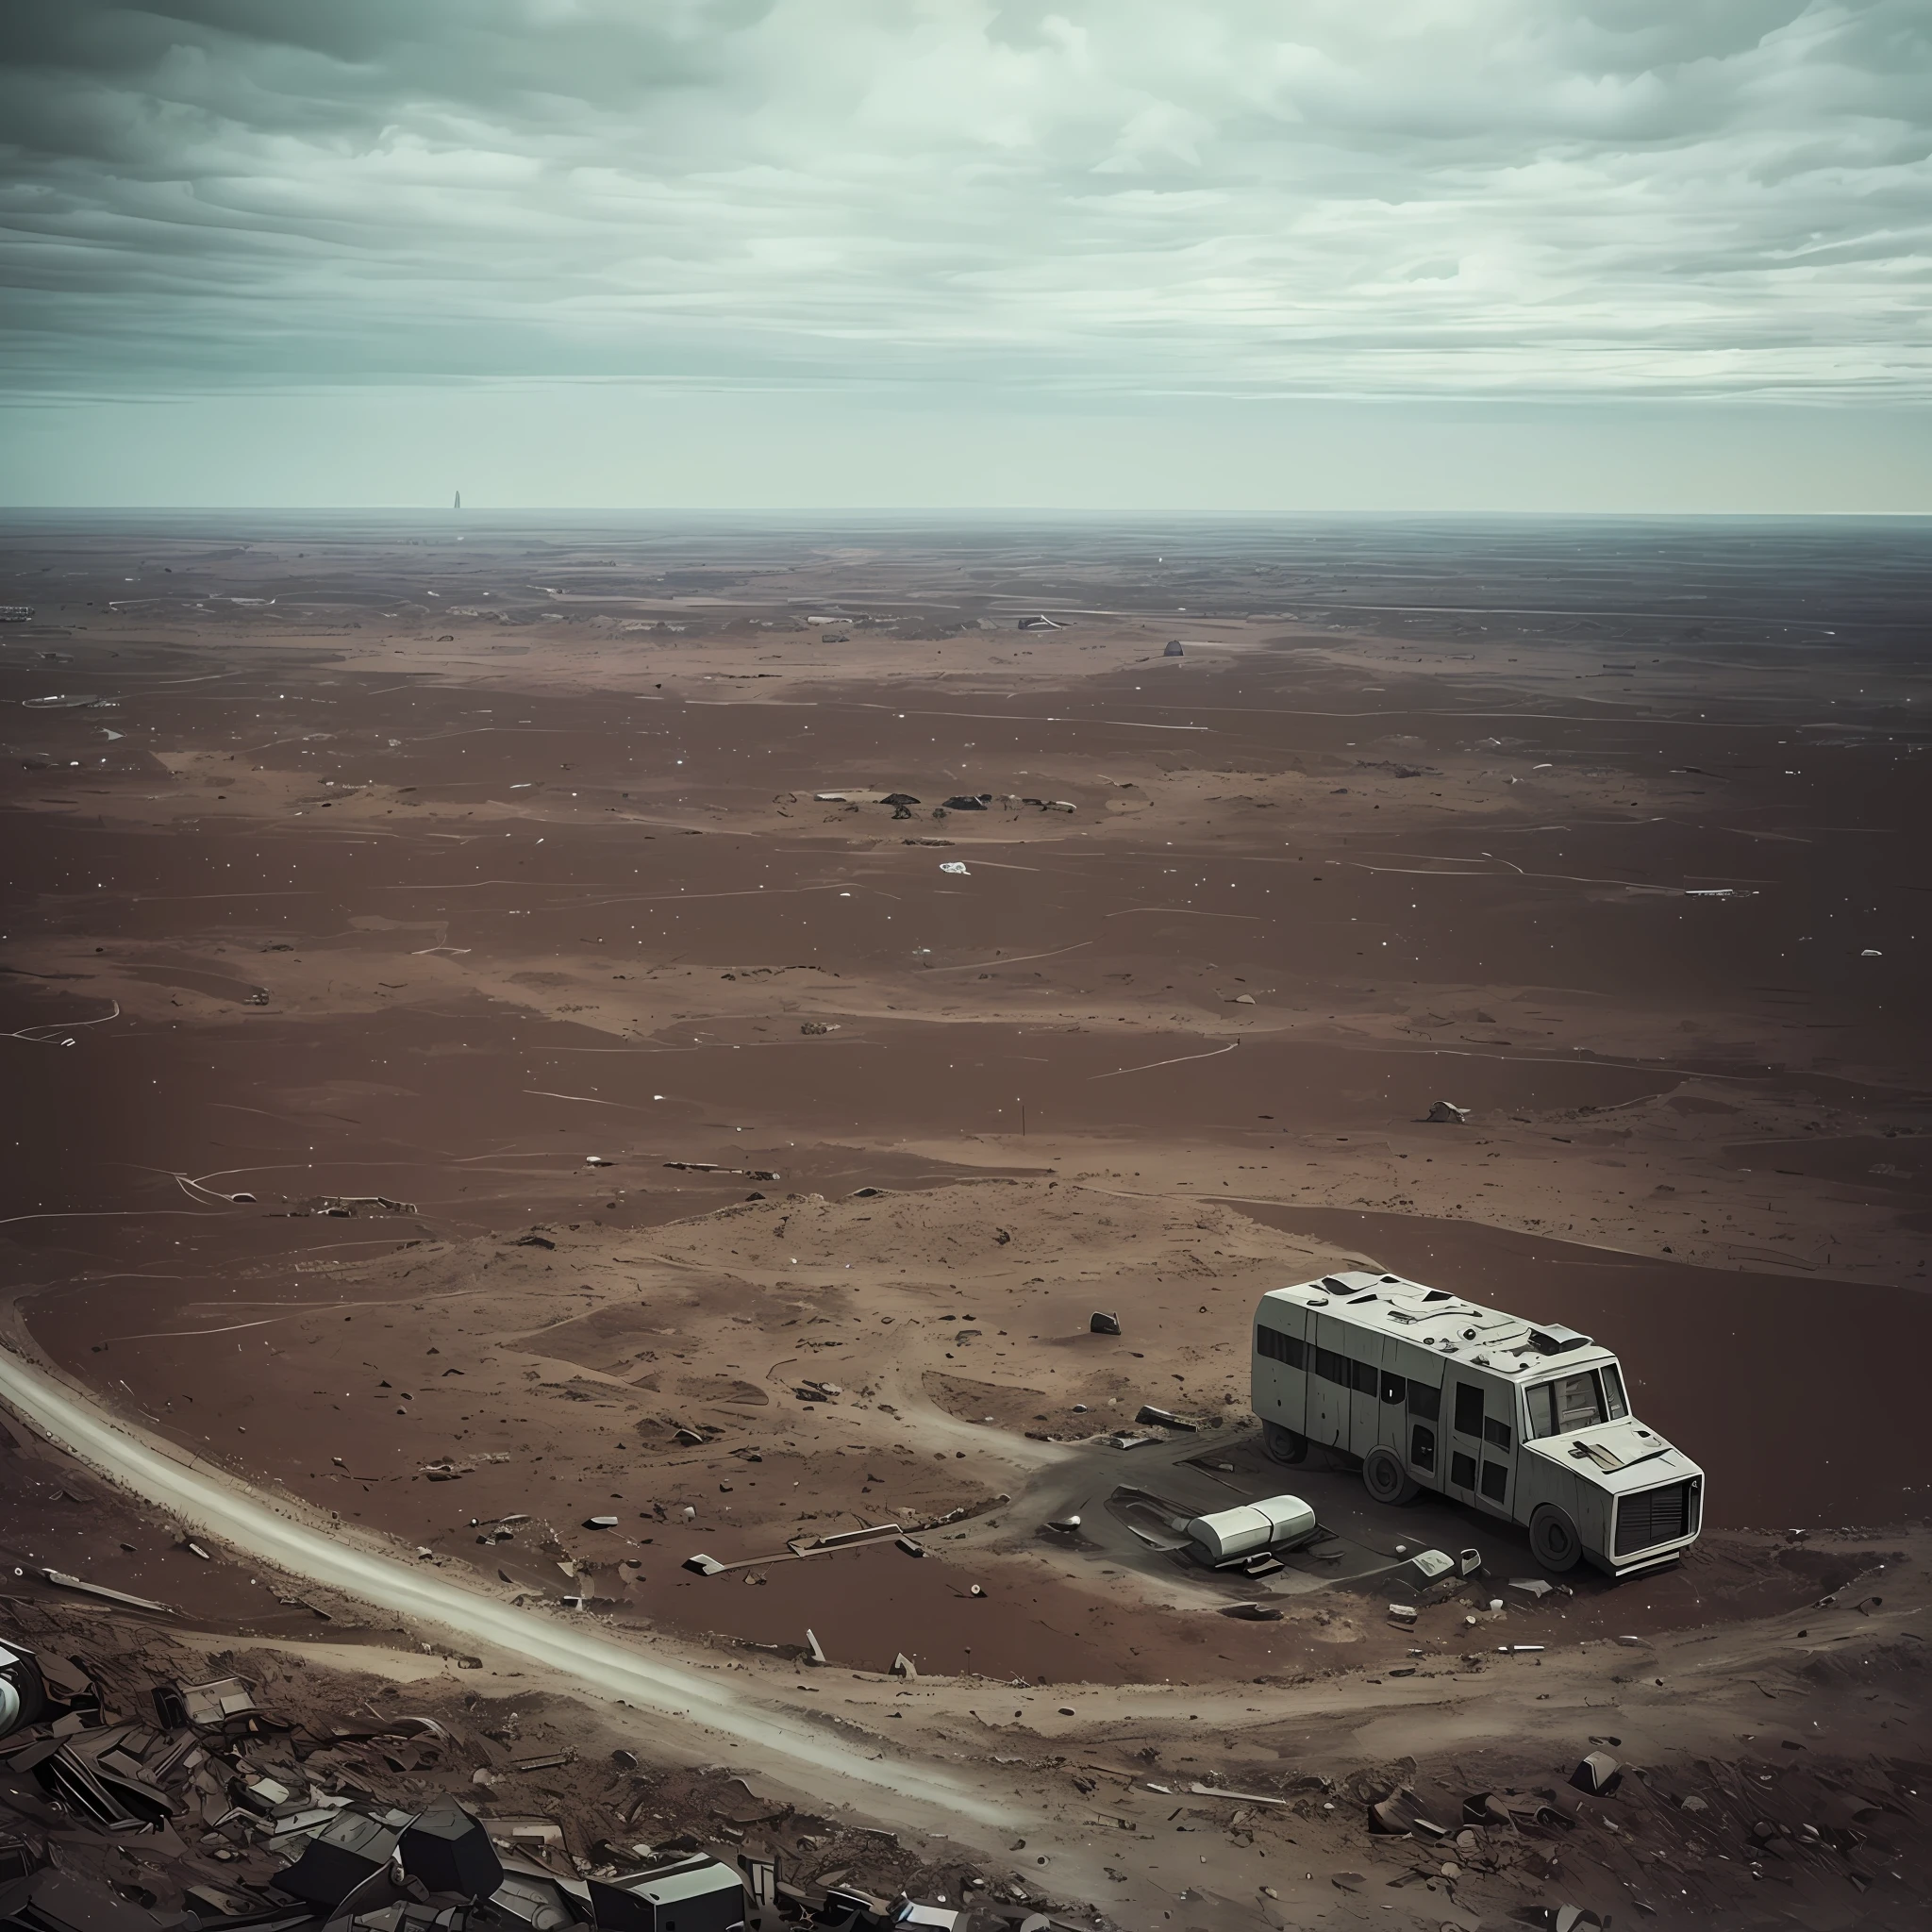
xmin=1251 ymin=1269 xmax=1703 ymax=1577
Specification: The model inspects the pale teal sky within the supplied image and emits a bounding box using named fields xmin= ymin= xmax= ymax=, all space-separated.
xmin=3 ymin=2 xmax=1928 ymax=509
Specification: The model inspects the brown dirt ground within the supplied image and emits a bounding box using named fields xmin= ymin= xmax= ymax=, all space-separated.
xmin=5 ymin=515 xmax=1930 ymax=1926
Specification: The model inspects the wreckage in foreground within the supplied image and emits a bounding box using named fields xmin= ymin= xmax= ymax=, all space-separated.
xmin=0 ymin=1637 xmax=1066 ymax=1932
xmin=1251 ymin=1269 xmax=1704 ymax=1577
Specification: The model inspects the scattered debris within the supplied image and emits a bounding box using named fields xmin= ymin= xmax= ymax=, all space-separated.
xmin=299 ymin=1194 xmax=417 ymax=1216
xmin=1571 ymin=1752 xmax=1623 ymax=1796
xmin=1367 ymin=1787 xmax=1449 ymax=1838
xmin=1135 ymin=1404 xmax=1197 ymax=1432
xmin=1426 ymin=1100 xmax=1471 ymax=1124
xmin=0 ymin=1622 xmax=908 ymax=1932
xmin=1089 ymin=1311 xmax=1122 ymax=1336
xmin=939 ymin=861 xmax=971 ymax=875
xmin=1510 ymin=1576 xmax=1554 ymax=1599
xmin=891 ymin=1655 xmax=917 ymax=1680
xmin=1163 ymin=640 xmax=1184 ymax=657
xmin=399 ymin=1795 xmax=504 ymax=1898
xmin=800 ymin=1520 xmax=896 ymax=1551
xmin=36 ymin=1571 xmax=173 ymax=1616
xmin=171 ymin=1676 xmax=261 ymax=1728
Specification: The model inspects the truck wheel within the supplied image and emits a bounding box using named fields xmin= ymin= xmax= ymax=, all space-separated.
xmin=1262 ymin=1423 xmax=1308 ymax=1465
xmin=1528 ymin=1504 xmax=1582 ymax=1574
xmin=1362 ymin=1445 xmax=1419 ymax=1506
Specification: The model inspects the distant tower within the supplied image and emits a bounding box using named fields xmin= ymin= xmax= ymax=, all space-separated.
xmin=453 ymin=489 xmax=461 ymax=510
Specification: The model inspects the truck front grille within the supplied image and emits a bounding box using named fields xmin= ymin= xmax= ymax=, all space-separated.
xmin=1613 ymin=1478 xmax=1697 ymax=1557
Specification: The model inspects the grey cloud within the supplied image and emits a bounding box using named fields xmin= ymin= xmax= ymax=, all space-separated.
xmin=0 ymin=0 xmax=1927 ymax=402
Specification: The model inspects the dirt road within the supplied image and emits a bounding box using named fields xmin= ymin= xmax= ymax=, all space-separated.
xmin=0 ymin=1337 xmax=1028 ymax=1838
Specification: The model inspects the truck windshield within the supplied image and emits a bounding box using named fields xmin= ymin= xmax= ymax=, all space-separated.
xmin=1525 ymin=1364 xmax=1627 ymax=1438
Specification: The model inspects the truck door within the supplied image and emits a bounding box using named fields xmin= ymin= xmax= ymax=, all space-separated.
xmin=1348 ymin=1352 xmax=1380 ymax=1457
xmin=1309 ymin=1317 xmax=1349 ymax=1448
xmin=1446 ymin=1373 xmax=1515 ymax=1518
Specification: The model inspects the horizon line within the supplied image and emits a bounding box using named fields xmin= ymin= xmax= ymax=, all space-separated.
xmin=3 ymin=505 xmax=1931 ymax=521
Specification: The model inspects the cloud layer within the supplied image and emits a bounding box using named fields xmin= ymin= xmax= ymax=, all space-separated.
xmin=2 ymin=1 xmax=1928 ymax=402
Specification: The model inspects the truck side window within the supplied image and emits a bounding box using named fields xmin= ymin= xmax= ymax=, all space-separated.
xmin=1380 ymin=1372 xmax=1405 ymax=1404
xmin=1454 ymin=1382 xmax=1484 ymax=1437
xmin=1257 ymin=1324 xmax=1303 ymax=1368
xmin=1450 ymin=1451 xmax=1476 ymax=1489
xmin=1602 ymin=1362 xmax=1629 ymax=1419
xmin=1315 ymin=1347 xmax=1349 ymax=1386
xmin=1406 ymin=1380 xmax=1441 ymax=1422
xmin=1479 ymin=1460 xmax=1508 ymax=1502
xmin=1483 ymin=1416 xmax=1512 ymax=1451
xmin=1350 ymin=1358 xmax=1377 ymax=1395
xmin=1409 ymin=1424 xmax=1435 ymax=1472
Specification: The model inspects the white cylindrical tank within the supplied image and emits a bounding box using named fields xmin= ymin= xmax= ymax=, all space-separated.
xmin=1185 ymin=1493 xmax=1317 ymax=1562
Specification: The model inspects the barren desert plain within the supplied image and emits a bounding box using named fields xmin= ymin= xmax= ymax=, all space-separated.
xmin=2 ymin=510 xmax=1928 ymax=1929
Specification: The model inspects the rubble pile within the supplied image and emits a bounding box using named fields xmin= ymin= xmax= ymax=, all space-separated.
xmin=0 ymin=1612 xmax=1075 ymax=1932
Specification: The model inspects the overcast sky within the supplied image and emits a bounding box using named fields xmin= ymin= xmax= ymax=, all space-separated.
xmin=3 ymin=1 xmax=1928 ymax=509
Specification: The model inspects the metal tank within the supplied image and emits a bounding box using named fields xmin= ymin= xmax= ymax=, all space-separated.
xmin=1184 ymin=1493 xmax=1317 ymax=1563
